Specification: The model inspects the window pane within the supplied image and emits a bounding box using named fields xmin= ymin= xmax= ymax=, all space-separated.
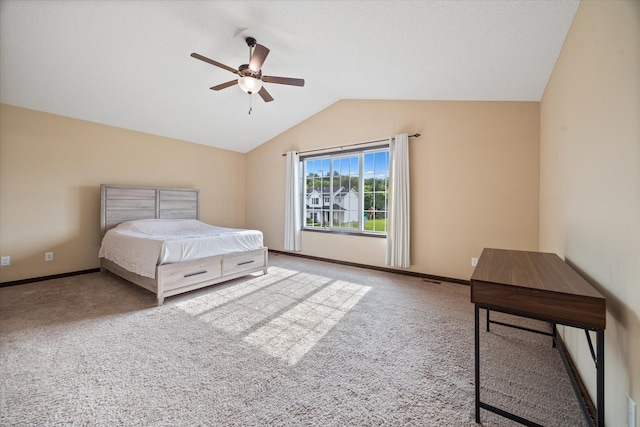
xmin=304 ymin=158 xmax=330 ymax=228
xmin=303 ymin=149 xmax=388 ymax=234
xmin=340 ymin=175 xmax=348 ymax=190
xmin=375 ymin=211 xmax=388 ymax=232
xmin=326 ymin=155 xmax=357 ymax=229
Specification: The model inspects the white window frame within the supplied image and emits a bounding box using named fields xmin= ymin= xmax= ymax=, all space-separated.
xmin=302 ymin=147 xmax=389 ymax=236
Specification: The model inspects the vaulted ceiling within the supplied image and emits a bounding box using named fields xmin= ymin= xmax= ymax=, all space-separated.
xmin=0 ymin=1 xmax=579 ymax=153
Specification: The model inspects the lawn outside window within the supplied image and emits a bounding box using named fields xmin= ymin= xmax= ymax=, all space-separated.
xmin=302 ymin=148 xmax=389 ymax=235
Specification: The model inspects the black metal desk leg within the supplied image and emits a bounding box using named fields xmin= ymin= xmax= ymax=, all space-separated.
xmin=597 ymin=329 xmax=605 ymax=426
xmin=475 ymin=304 xmax=481 ymax=423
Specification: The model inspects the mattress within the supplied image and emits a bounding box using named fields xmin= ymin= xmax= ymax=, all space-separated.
xmin=99 ymin=219 xmax=264 ymax=279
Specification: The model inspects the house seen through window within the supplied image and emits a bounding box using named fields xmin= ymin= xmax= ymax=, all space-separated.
xmin=303 ymin=148 xmax=389 ymax=234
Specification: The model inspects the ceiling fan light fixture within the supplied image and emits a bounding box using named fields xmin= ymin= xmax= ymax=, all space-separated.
xmin=191 ymin=36 xmax=302 ymax=105
xmin=238 ymin=76 xmax=262 ymax=94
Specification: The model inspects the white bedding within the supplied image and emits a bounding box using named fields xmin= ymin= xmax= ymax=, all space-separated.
xmin=99 ymin=219 xmax=264 ymax=279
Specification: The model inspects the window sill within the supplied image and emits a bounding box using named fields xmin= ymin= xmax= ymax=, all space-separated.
xmin=301 ymin=228 xmax=387 ymax=238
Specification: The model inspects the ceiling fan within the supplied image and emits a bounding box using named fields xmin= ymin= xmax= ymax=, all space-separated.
xmin=191 ymin=37 xmax=305 ymax=104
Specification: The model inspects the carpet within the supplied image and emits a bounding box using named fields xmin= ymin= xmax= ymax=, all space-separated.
xmin=0 ymin=253 xmax=587 ymax=426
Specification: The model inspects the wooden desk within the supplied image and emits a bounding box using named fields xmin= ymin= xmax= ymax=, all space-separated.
xmin=470 ymin=248 xmax=606 ymax=426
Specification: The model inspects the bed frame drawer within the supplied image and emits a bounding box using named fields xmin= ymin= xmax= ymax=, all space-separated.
xmin=222 ymin=251 xmax=266 ymax=276
xmin=160 ymin=258 xmax=222 ymax=291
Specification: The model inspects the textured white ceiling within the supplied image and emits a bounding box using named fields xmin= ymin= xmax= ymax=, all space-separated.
xmin=0 ymin=0 xmax=579 ymax=153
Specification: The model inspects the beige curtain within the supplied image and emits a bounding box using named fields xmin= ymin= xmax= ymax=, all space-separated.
xmin=284 ymin=151 xmax=301 ymax=251
xmin=385 ymin=133 xmax=410 ymax=267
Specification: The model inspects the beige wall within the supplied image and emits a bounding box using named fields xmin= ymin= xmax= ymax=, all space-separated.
xmin=540 ymin=1 xmax=640 ymax=426
xmin=246 ymin=99 xmax=540 ymax=281
xmin=0 ymin=104 xmax=246 ymax=283
xmin=1 ymin=100 xmax=540 ymax=284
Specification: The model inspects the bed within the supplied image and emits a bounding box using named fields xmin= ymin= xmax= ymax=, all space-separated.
xmin=99 ymin=184 xmax=268 ymax=305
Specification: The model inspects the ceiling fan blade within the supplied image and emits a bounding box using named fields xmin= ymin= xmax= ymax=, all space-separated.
xmin=210 ymin=80 xmax=238 ymax=91
xmin=262 ymin=75 xmax=305 ymax=87
xmin=191 ymin=53 xmax=238 ymax=75
xmin=249 ymin=44 xmax=270 ymax=72
xmin=258 ymin=86 xmax=274 ymax=102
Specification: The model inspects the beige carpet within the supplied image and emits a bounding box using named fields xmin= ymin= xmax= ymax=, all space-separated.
xmin=0 ymin=253 xmax=587 ymax=426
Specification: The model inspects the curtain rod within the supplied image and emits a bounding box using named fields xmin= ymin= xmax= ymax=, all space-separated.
xmin=281 ymin=133 xmax=421 ymax=157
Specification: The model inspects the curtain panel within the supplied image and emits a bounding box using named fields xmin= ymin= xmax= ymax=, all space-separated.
xmin=284 ymin=151 xmax=301 ymax=251
xmin=385 ymin=133 xmax=411 ymax=268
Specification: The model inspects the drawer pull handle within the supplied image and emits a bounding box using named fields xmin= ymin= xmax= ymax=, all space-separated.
xmin=184 ymin=270 xmax=207 ymax=278
xmin=237 ymin=260 xmax=255 ymax=266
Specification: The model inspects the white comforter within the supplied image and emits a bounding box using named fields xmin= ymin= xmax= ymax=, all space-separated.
xmin=99 ymin=219 xmax=264 ymax=279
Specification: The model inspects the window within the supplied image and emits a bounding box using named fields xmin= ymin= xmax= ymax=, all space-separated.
xmin=303 ymin=148 xmax=389 ymax=234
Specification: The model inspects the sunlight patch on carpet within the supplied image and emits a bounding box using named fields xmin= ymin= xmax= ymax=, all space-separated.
xmin=243 ymin=279 xmax=371 ymax=365
xmin=174 ymin=267 xmax=370 ymax=365
xmin=174 ymin=266 xmax=299 ymax=316
xmin=191 ymin=268 xmax=333 ymax=336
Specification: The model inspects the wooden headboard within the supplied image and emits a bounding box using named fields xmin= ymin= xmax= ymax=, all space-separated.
xmin=100 ymin=184 xmax=199 ymax=236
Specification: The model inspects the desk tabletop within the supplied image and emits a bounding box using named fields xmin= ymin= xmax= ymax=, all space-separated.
xmin=471 ymin=248 xmax=606 ymax=329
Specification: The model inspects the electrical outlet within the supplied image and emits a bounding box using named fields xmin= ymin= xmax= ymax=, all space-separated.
xmin=45 ymin=252 xmax=54 ymax=262
xmin=1 ymin=256 xmax=9 ymax=266
xmin=471 ymin=257 xmax=478 ymax=267
xmin=629 ymin=395 xmax=637 ymax=427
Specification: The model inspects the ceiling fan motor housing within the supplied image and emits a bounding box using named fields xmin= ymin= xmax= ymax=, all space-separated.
xmin=238 ymin=64 xmax=262 ymax=79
